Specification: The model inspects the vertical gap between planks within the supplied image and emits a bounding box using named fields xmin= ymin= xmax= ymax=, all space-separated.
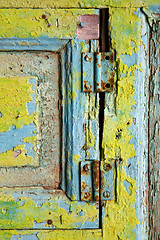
xmin=99 ymin=8 xmax=110 ymax=229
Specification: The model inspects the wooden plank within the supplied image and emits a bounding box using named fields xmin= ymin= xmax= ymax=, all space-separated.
xmin=0 ymin=38 xmax=69 ymax=51
xmin=148 ymin=17 xmax=160 ymax=240
xmin=63 ymin=39 xmax=100 ymax=201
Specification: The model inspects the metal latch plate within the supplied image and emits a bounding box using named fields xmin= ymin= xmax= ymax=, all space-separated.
xmin=101 ymin=160 xmax=115 ymax=201
xmin=82 ymin=51 xmax=115 ymax=93
xmin=80 ymin=160 xmax=115 ymax=202
xmin=80 ymin=161 xmax=99 ymax=202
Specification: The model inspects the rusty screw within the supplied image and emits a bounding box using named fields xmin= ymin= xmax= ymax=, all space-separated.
xmin=83 ymin=164 xmax=90 ymax=172
xmin=84 ymin=192 xmax=90 ymax=199
xmin=103 ymin=191 xmax=110 ymax=198
xmin=47 ymin=219 xmax=53 ymax=225
xmin=103 ymin=163 xmax=112 ymax=172
xmin=84 ymin=55 xmax=92 ymax=62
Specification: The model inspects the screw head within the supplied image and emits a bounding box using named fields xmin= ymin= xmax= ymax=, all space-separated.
xmin=84 ymin=192 xmax=90 ymax=199
xmin=84 ymin=55 xmax=89 ymax=62
xmin=79 ymin=22 xmax=85 ymax=28
xmin=84 ymin=55 xmax=92 ymax=62
xmin=103 ymin=163 xmax=112 ymax=172
xmin=83 ymin=164 xmax=90 ymax=172
xmin=103 ymin=191 xmax=110 ymax=198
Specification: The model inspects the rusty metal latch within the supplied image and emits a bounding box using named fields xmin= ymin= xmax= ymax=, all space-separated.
xmin=80 ymin=160 xmax=115 ymax=202
xmin=82 ymin=51 xmax=116 ymax=93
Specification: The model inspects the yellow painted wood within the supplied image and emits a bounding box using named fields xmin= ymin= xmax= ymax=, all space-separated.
xmin=0 ymin=1 xmax=159 ymax=239
xmin=0 ymin=0 xmax=159 ymax=8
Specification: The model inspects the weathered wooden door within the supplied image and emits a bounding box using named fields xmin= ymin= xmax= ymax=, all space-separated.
xmin=0 ymin=3 xmax=159 ymax=240
xmin=0 ymin=38 xmax=101 ymax=225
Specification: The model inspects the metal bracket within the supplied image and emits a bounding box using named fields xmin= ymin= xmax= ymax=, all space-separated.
xmin=77 ymin=14 xmax=99 ymax=40
xmin=80 ymin=159 xmax=115 ymax=202
xmin=101 ymin=160 xmax=115 ymax=201
xmin=82 ymin=51 xmax=116 ymax=93
xmin=80 ymin=161 xmax=100 ymax=202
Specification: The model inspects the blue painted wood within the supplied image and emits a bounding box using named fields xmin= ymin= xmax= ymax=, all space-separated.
xmin=82 ymin=52 xmax=94 ymax=92
xmin=66 ymin=39 xmax=89 ymax=200
xmin=0 ymin=37 xmax=69 ymax=51
xmin=61 ymin=40 xmax=100 ymax=201
xmin=101 ymin=160 xmax=114 ymax=201
xmin=95 ymin=52 xmax=101 ymax=91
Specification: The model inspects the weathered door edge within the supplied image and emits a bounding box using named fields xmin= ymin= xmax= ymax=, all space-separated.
xmin=134 ymin=9 xmax=150 ymax=240
xmin=0 ymin=38 xmax=69 ymax=51
xmin=148 ymin=16 xmax=160 ymax=240
xmin=142 ymin=7 xmax=160 ymax=240
xmin=137 ymin=8 xmax=160 ymax=240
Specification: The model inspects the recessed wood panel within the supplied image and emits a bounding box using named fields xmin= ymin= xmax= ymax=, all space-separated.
xmin=0 ymin=51 xmax=60 ymax=188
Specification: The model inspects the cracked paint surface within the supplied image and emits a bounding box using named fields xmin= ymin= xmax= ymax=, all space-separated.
xmin=0 ymin=77 xmax=37 ymax=166
xmin=0 ymin=1 xmax=159 ymax=240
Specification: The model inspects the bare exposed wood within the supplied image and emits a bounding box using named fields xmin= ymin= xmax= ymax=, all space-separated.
xmin=77 ymin=14 xmax=99 ymax=40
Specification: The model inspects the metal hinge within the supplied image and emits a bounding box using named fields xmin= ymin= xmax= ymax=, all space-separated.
xmin=80 ymin=160 xmax=115 ymax=202
xmin=82 ymin=51 xmax=116 ymax=93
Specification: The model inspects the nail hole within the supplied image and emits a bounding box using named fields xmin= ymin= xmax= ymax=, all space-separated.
xmin=105 ymin=55 xmax=110 ymax=60
xmin=56 ymin=18 xmax=59 ymax=27
xmin=47 ymin=23 xmax=51 ymax=27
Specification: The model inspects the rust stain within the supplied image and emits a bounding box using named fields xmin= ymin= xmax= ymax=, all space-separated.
xmin=93 ymin=161 xmax=100 ymax=201
xmin=81 ymin=181 xmax=87 ymax=192
xmin=47 ymin=219 xmax=53 ymax=225
xmin=81 ymin=164 xmax=90 ymax=175
xmin=103 ymin=163 xmax=112 ymax=172
xmin=84 ymin=80 xmax=93 ymax=92
xmin=82 ymin=143 xmax=89 ymax=151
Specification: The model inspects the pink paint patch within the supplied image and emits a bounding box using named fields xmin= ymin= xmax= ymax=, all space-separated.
xmin=13 ymin=150 xmax=21 ymax=158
